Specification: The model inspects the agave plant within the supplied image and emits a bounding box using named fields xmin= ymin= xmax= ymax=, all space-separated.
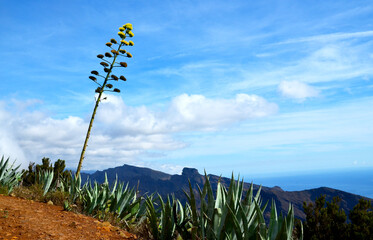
xmin=37 ymin=169 xmax=54 ymax=196
xmin=145 ymin=194 xmax=186 ymax=240
xmin=79 ymin=173 xmax=140 ymax=226
xmin=181 ymin=174 xmax=299 ymax=240
xmin=65 ymin=172 xmax=83 ymax=202
xmin=108 ymin=178 xmax=140 ymax=221
xmin=183 ymin=174 xmax=266 ymax=240
xmin=257 ymin=200 xmax=300 ymax=240
xmin=76 ymin=23 xmax=135 ymax=176
xmin=0 ymin=156 xmax=23 ymax=193
xmin=81 ymin=174 xmax=111 ymax=214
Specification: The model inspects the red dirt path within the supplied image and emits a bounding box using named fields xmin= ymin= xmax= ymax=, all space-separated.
xmin=0 ymin=194 xmax=137 ymax=240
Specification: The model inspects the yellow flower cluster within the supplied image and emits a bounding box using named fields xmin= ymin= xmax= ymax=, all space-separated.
xmin=117 ymin=23 xmax=134 ymax=43
xmin=123 ymin=23 xmax=133 ymax=30
xmin=121 ymin=40 xmax=129 ymax=45
xmin=115 ymin=23 xmax=134 ymax=57
xmin=119 ymin=23 xmax=133 ymax=32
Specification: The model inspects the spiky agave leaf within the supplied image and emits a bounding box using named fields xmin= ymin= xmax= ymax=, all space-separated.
xmin=0 ymin=156 xmax=23 ymax=193
xmin=145 ymin=194 xmax=160 ymax=239
xmin=67 ymin=172 xmax=82 ymax=202
xmin=35 ymin=169 xmax=54 ymax=196
xmin=159 ymin=195 xmax=176 ymax=240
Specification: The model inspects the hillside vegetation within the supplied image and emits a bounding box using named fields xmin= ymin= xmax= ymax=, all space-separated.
xmin=2 ymin=156 xmax=300 ymax=239
xmin=1 ymin=156 xmax=373 ymax=239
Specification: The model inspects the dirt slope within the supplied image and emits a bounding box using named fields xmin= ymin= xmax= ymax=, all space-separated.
xmin=0 ymin=194 xmax=137 ymax=240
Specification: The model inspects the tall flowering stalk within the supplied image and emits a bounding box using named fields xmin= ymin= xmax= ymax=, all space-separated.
xmin=76 ymin=23 xmax=135 ymax=177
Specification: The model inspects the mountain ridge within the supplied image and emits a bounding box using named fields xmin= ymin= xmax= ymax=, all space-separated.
xmin=80 ymin=164 xmax=371 ymax=220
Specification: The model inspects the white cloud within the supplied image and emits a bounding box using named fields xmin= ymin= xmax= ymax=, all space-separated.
xmin=166 ymin=97 xmax=373 ymax=174
xmin=97 ymin=93 xmax=277 ymax=134
xmin=278 ymin=81 xmax=319 ymax=101
xmin=167 ymin=94 xmax=278 ymax=131
xmin=0 ymin=128 xmax=28 ymax=169
xmin=229 ymin=41 xmax=373 ymax=96
xmin=276 ymin=31 xmax=373 ymax=45
xmin=0 ymin=93 xmax=276 ymax=171
xmin=158 ymin=164 xmax=184 ymax=175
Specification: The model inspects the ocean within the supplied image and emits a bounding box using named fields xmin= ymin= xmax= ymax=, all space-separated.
xmin=245 ymin=168 xmax=373 ymax=198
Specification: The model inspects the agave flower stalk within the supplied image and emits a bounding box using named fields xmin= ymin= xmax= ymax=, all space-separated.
xmin=76 ymin=23 xmax=134 ymax=177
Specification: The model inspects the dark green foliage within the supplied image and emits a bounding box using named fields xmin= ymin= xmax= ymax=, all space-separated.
xmin=301 ymin=195 xmax=373 ymax=240
xmin=349 ymin=198 xmax=373 ymax=240
xmin=21 ymin=158 xmax=71 ymax=187
xmin=293 ymin=219 xmax=304 ymax=240
xmin=302 ymin=195 xmax=348 ymax=240
xmin=53 ymin=159 xmax=71 ymax=188
xmin=21 ymin=162 xmax=36 ymax=186
xmin=36 ymin=157 xmax=53 ymax=173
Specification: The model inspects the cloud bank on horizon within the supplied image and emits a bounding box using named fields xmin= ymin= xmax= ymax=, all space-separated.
xmin=0 ymin=0 xmax=372 ymax=176
xmin=0 ymin=93 xmax=277 ymax=171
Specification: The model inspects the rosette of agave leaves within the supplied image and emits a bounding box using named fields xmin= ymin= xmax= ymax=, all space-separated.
xmin=89 ymin=23 xmax=134 ymax=95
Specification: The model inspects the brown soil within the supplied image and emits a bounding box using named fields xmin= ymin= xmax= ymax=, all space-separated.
xmin=0 ymin=194 xmax=137 ymax=240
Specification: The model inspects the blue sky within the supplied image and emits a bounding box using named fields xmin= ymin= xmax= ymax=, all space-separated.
xmin=0 ymin=0 xmax=372 ymax=179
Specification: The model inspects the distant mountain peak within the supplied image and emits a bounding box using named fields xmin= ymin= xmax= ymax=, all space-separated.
xmin=271 ymin=186 xmax=284 ymax=191
xmin=182 ymin=167 xmax=200 ymax=177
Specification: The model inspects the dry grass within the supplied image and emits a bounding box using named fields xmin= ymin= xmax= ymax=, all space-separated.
xmin=12 ymin=185 xmax=69 ymax=206
xmin=0 ymin=186 xmax=9 ymax=195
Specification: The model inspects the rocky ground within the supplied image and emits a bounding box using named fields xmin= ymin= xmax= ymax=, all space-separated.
xmin=0 ymin=194 xmax=137 ymax=240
